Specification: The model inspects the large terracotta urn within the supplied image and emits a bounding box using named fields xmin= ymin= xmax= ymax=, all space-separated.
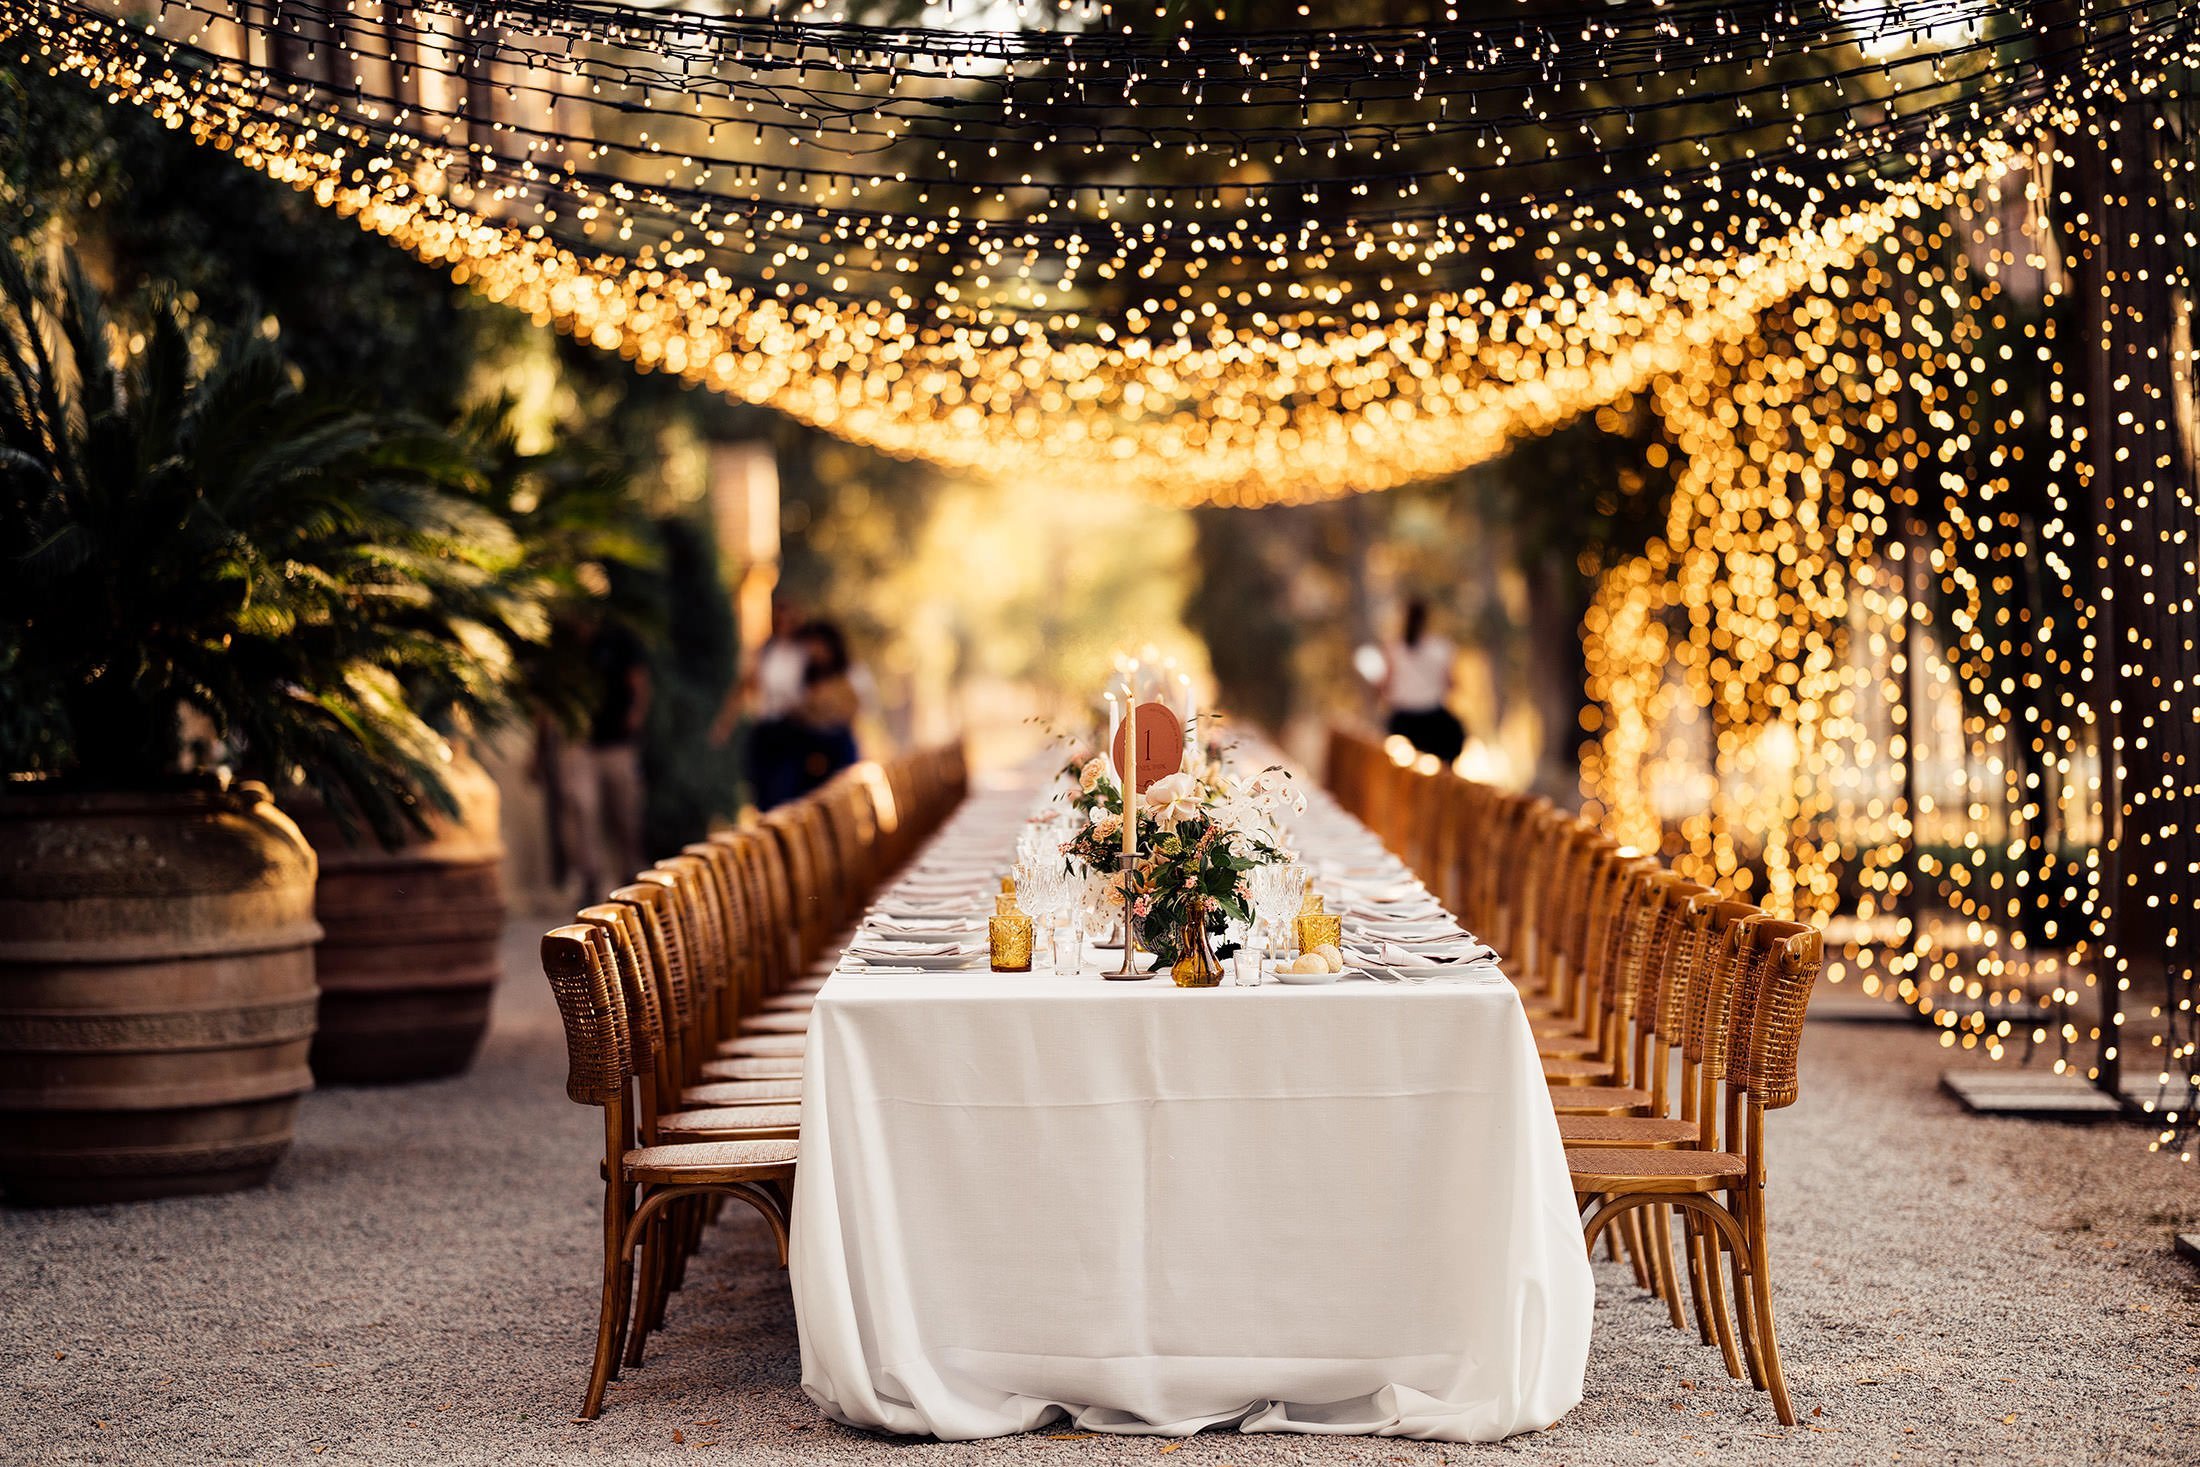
xmin=0 ymin=781 xmax=320 ymax=1205
xmin=290 ymin=752 xmax=507 ymax=1085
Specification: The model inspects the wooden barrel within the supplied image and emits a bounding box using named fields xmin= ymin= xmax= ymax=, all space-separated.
xmin=0 ymin=782 xmax=320 ymax=1205
xmin=292 ymin=753 xmax=507 ymax=1085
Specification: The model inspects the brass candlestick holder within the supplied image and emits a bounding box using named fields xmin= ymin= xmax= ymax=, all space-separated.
xmin=1105 ymin=857 xmax=1149 ymax=981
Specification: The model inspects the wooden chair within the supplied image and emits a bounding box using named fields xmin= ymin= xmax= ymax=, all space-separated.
xmin=1545 ymin=864 xmax=1669 ymax=1115
xmin=651 ymin=857 xmax=728 ymax=1056
xmin=581 ymin=906 xmax=799 ymax=1141
xmin=1529 ymin=835 xmax=1626 ymax=1052
xmin=540 ymin=926 xmax=795 ymax=1420
xmin=719 ymin=827 xmax=798 ymax=997
xmin=683 ymin=840 xmax=757 ymax=1029
xmin=1541 ymin=860 xmax=1664 ymax=1090
xmin=1556 ymin=873 xmax=1710 ymax=1323
xmin=609 ymin=882 xmax=696 ymax=1084
xmin=1567 ymin=918 xmax=1823 ymax=1424
xmin=762 ymin=806 xmax=829 ymax=970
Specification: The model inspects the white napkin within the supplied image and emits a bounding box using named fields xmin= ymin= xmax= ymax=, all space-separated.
xmin=1336 ymin=879 xmax=1429 ymax=904
xmin=845 ymin=938 xmax=983 ymax=959
xmin=1342 ymin=899 xmax=1446 ymax=920
xmin=868 ymin=915 xmax=982 ymax=936
xmin=1359 ymin=938 xmax=1499 ymax=969
xmin=1359 ymin=918 xmax=1466 ymax=942
xmin=874 ymin=898 xmax=983 ymax=916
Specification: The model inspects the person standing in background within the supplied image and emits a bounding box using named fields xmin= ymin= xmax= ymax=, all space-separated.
xmin=1381 ymin=599 xmax=1466 ymax=764
xmin=551 ymin=603 xmax=651 ymax=901
xmin=716 ymin=597 xmax=811 ymax=809
xmin=792 ymin=618 xmax=864 ymax=797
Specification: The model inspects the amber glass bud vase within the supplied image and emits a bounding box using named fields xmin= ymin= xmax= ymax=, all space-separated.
xmin=1170 ymin=913 xmax=1224 ymax=988
xmin=990 ymin=876 xmax=1033 ymax=972
xmin=1295 ymin=891 xmax=1341 ymax=956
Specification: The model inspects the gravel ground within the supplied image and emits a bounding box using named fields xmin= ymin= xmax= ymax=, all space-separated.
xmin=5 ymin=922 xmax=2198 ymax=1467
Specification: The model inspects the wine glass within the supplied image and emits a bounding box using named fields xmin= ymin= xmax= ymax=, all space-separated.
xmin=1248 ymin=861 xmax=1306 ymax=964
xmin=1014 ymin=854 xmax=1063 ymax=966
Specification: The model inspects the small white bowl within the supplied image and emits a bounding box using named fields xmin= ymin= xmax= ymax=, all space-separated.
xmin=1274 ymin=964 xmax=1345 ymax=985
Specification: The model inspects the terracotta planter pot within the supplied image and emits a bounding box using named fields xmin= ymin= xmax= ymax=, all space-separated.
xmin=290 ymin=754 xmax=507 ymax=1085
xmin=0 ymin=782 xmax=320 ymax=1205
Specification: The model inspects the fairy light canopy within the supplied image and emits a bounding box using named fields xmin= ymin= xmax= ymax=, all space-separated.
xmin=5 ymin=1 xmax=2196 ymax=501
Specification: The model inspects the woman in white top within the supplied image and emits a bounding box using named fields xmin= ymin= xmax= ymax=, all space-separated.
xmin=1381 ymin=600 xmax=1466 ymax=762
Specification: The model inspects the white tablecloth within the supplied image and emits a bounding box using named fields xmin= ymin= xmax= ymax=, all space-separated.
xmin=790 ymin=777 xmax=1593 ymax=1442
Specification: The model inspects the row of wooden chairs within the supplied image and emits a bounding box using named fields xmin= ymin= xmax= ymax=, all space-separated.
xmin=539 ymin=746 xmax=968 ymax=1418
xmin=1326 ymin=728 xmax=1823 ymax=1426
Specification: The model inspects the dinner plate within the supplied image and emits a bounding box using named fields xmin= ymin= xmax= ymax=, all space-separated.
xmin=1274 ymin=965 xmax=1346 ymax=985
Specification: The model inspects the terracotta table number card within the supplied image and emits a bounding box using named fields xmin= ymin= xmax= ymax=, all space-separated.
xmin=1110 ymin=701 xmax=1184 ymax=793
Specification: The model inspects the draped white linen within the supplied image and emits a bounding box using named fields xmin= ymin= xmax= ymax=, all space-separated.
xmin=790 ymin=770 xmax=1593 ymax=1442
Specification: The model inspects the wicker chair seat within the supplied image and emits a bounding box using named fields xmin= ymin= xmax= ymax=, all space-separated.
xmin=623 ymin=1138 xmax=799 ymax=1185
xmin=720 ymin=1034 xmax=807 ymax=1058
xmin=700 ymin=1056 xmax=805 ymax=1081
xmin=1566 ymin=1146 xmax=1744 ymax=1193
xmin=1542 ymin=1055 xmax=1616 ymax=1084
xmin=680 ymin=1078 xmax=804 ymax=1106
xmin=655 ymin=1105 xmax=802 ymax=1141
xmin=1557 ymin=1115 xmax=1697 ymax=1148
xmin=1548 ymin=1084 xmax=1651 ymax=1115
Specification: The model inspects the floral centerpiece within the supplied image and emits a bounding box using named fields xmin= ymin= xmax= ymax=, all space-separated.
xmin=1058 ymin=752 xmax=1289 ymax=970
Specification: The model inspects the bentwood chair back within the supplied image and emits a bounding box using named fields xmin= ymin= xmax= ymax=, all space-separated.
xmin=1556 ymin=840 xmax=1632 ymax=1026
xmin=1503 ymin=800 xmax=1560 ymax=973
xmin=661 ymin=857 xmax=729 ymax=990
xmin=1551 ymin=830 xmax=1614 ymax=1000
xmin=750 ymin=826 xmax=803 ymax=987
xmin=813 ymin=785 xmax=860 ymax=933
xmin=761 ymin=809 xmax=825 ymax=966
xmin=1398 ymin=763 xmax=1438 ymax=883
xmin=670 ymin=853 xmax=744 ymax=1060
xmin=1577 ymin=849 xmax=1652 ymax=1029
xmin=761 ymin=813 xmax=822 ymax=976
xmin=746 ymin=827 xmax=801 ymax=996
xmin=1689 ymin=901 xmax=1762 ymax=1129
xmin=716 ymin=828 xmax=789 ymax=996
xmin=682 ymin=841 xmax=753 ymax=1025
xmin=848 ymin=762 xmax=904 ymax=876
xmin=579 ymin=902 xmax=677 ymax=1112
xmin=821 ymin=777 xmax=878 ymax=918
xmin=801 ymin=799 xmax=848 ymax=937
xmin=612 ymin=881 xmax=695 ymax=1075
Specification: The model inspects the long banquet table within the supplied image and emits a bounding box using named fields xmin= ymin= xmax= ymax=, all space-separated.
xmin=789 ymin=764 xmax=1593 ymax=1442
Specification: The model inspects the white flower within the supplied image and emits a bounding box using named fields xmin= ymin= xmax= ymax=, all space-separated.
xmin=1144 ymin=771 xmax=1201 ymax=829
xmin=1251 ymin=768 xmax=1307 ymax=815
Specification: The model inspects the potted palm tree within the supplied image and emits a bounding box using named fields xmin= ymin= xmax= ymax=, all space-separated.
xmin=290 ymin=404 xmax=650 ymax=1085
xmin=0 ymin=250 xmax=529 ymax=1202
